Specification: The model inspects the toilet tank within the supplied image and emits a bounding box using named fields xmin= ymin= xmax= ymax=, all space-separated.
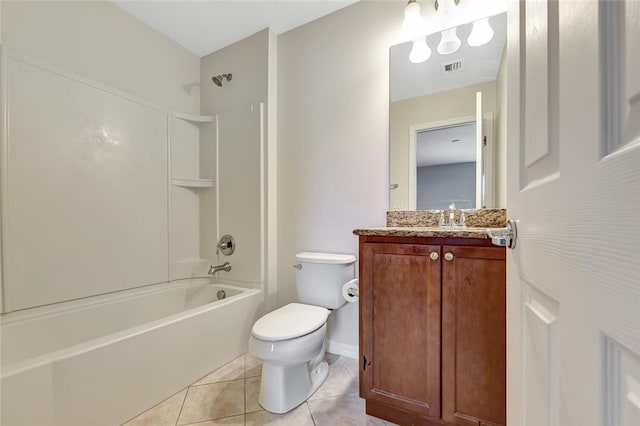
xmin=295 ymin=252 xmax=356 ymax=309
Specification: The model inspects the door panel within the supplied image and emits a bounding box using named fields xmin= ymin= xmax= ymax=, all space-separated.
xmin=601 ymin=0 xmax=640 ymax=154
xmin=604 ymin=337 xmax=640 ymax=425
xmin=522 ymin=0 xmax=559 ymax=185
xmin=523 ymin=283 xmax=559 ymax=426
xmin=507 ymin=1 xmax=640 ymax=425
xmin=360 ymin=243 xmax=441 ymax=418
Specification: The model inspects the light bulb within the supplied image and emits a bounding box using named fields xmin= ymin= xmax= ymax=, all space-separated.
xmin=402 ymin=1 xmax=427 ymax=40
xmin=437 ymin=28 xmax=461 ymax=55
xmin=433 ymin=0 xmax=462 ymax=30
xmin=409 ymin=37 xmax=431 ymax=63
xmin=468 ymin=17 xmax=494 ymax=47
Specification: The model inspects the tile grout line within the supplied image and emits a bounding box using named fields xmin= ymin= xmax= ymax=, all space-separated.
xmin=307 ymin=401 xmax=318 ymax=426
xmin=174 ymin=387 xmax=188 ymax=426
xmin=190 ymin=376 xmax=246 ymax=388
xmin=182 ymin=412 xmax=247 ymax=426
xmin=120 ymin=386 xmax=188 ymax=426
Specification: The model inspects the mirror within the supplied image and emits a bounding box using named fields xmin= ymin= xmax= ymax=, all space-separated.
xmin=389 ymin=12 xmax=507 ymax=211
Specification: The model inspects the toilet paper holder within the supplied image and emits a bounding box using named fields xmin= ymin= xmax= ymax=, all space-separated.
xmin=342 ymin=278 xmax=359 ymax=303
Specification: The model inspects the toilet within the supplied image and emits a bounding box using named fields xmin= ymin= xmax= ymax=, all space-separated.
xmin=248 ymin=251 xmax=356 ymax=414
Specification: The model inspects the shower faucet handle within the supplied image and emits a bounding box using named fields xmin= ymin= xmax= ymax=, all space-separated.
xmin=216 ymin=234 xmax=235 ymax=256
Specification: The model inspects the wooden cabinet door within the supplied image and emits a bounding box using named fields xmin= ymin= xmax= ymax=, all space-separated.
xmin=441 ymin=245 xmax=506 ymax=426
xmin=360 ymin=242 xmax=441 ymax=419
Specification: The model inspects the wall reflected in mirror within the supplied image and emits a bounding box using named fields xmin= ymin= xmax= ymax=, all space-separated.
xmin=389 ymin=12 xmax=507 ymax=211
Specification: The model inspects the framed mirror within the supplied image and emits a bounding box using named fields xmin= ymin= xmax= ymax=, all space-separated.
xmin=389 ymin=12 xmax=507 ymax=211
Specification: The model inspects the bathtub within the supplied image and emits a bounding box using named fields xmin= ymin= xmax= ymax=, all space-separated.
xmin=0 ymin=278 xmax=264 ymax=426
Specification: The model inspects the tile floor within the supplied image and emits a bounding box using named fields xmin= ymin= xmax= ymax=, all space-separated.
xmin=122 ymin=353 xmax=397 ymax=426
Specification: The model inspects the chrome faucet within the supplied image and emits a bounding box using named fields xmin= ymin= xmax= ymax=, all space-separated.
xmin=439 ymin=203 xmax=467 ymax=228
xmin=208 ymin=262 xmax=231 ymax=275
xmin=448 ymin=203 xmax=457 ymax=227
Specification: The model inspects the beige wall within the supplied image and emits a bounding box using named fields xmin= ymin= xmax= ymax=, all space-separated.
xmin=1 ymin=1 xmax=200 ymax=112
xmin=390 ymin=81 xmax=498 ymax=210
xmin=277 ymin=0 xmax=403 ymax=353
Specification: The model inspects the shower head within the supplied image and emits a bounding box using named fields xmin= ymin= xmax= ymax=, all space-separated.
xmin=212 ymin=73 xmax=232 ymax=87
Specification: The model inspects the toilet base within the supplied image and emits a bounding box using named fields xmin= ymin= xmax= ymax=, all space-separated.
xmin=258 ymin=359 xmax=329 ymax=414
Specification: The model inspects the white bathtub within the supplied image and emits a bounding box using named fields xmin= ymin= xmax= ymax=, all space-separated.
xmin=0 ymin=279 xmax=264 ymax=426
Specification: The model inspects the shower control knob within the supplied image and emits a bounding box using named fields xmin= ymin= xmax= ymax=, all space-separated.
xmin=430 ymin=252 xmax=439 ymax=261
xmin=216 ymin=234 xmax=235 ymax=256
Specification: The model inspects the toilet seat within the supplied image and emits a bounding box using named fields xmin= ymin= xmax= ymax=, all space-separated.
xmin=252 ymin=303 xmax=330 ymax=341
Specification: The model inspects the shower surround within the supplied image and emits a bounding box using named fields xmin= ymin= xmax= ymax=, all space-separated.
xmin=1 ymin=48 xmax=266 ymax=425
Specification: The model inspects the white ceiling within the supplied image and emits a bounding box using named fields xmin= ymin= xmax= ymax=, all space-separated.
xmin=390 ymin=12 xmax=507 ymax=102
xmin=113 ymin=0 xmax=359 ymax=57
xmin=417 ymin=122 xmax=476 ymax=167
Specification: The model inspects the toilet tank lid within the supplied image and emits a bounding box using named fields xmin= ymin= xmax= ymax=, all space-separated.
xmin=296 ymin=252 xmax=356 ymax=264
xmin=252 ymin=303 xmax=330 ymax=341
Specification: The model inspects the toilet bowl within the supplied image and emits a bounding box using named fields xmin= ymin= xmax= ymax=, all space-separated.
xmin=248 ymin=252 xmax=356 ymax=414
xmin=248 ymin=303 xmax=330 ymax=413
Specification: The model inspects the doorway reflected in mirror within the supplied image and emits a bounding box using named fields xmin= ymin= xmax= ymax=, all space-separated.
xmin=416 ymin=122 xmax=476 ymax=210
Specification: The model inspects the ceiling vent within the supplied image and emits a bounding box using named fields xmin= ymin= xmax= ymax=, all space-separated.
xmin=442 ymin=59 xmax=464 ymax=74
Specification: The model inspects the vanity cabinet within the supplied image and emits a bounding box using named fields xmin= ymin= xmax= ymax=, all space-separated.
xmin=359 ymin=235 xmax=506 ymax=426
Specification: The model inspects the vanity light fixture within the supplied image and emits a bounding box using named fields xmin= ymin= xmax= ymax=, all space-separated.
xmin=402 ymin=1 xmax=497 ymax=62
xmin=402 ymin=0 xmax=428 ymax=40
xmin=409 ymin=37 xmax=432 ymax=63
xmin=467 ymin=17 xmax=494 ymax=47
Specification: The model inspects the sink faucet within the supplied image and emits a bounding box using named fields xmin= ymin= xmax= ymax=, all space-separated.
xmin=439 ymin=203 xmax=466 ymax=228
xmin=448 ymin=203 xmax=457 ymax=227
xmin=208 ymin=262 xmax=231 ymax=275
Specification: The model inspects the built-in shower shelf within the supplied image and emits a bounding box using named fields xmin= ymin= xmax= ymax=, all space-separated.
xmin=171 ymin=178 xmax=215 ymax=188
xmin=171 ymin=111 xmax=214 ymax=124
xmin=169 ymin=110 xmax=214 ymax=281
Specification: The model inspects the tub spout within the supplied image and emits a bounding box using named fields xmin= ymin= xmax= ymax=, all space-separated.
xmin=209 ymin=262 xmax=231 ymax=275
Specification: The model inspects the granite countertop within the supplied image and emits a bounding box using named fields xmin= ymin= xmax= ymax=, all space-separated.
xmin=353 ymin=209 xmax=507 ymax=239
xmin=352 ymin=226 xmax=494 ymax=239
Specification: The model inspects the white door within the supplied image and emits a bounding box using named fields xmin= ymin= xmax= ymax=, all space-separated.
xmin=506 ymin=1 xmax=640 ymax=425
xmin=476 ymin=91 xmax=484 ymax=209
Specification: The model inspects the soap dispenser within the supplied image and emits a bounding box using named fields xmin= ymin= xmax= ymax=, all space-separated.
xmin=438 ymin=210 xmax=445 ymax=227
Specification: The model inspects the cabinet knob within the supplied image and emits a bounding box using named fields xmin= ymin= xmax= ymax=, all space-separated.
xmin=444 ymin=252 xmax=454 ymax=261
xmin=430 ymin=252 xmax=439 ymax=261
